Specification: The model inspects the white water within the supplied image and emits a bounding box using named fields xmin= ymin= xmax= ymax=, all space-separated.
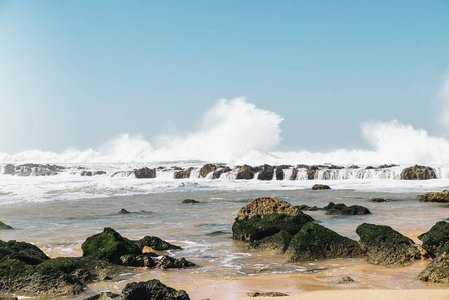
xmin=2 ymin=93 xmax=449 ymax=166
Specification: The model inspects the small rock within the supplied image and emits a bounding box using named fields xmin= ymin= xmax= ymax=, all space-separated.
xmin=0 ymin=221 xmax=13 ymax=230
xmin=121 ymin=279 xmax=190 ymax=300
xmin=336 ymin=276 xmax=355 ymax=284
xmin=182 ymin=199 xmax=200 ymax=204
xmin=312 ymin=184 xmax=331 ymax=190
xmin=370 ymin=198 xmax=388 ymax=202
xmin=155 ymin=256 xmax=195 ymax=270
xmin=83 ymin=291 xmax=121 ymax=300
xmin=247 ymin=292 xmax=288 ymax=297
xmin=119 ymin=208 xmax=130 ymax=214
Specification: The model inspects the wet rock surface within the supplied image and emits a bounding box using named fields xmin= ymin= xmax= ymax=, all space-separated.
xmin=182 ymin=199 xmax=200 ymax=204
xmin=133 ymin=236 xmax=182 ymax=251
xmin=419 ymin=244 xmax=449 ymax=283
xmin=248 ymin=230 xmax=292 ymax=254
xmin=121 ymin=279 xmax=190 ymax=300
xmin=324 ymin=202 xmax=371 ymax=215
xmin=418 ymin=221 xmax=449 ymax=255
xmin=401 ymin=165 xmax=436 ymax=180
xmin=286 ymin=222 xmax=364 ymax=262
xmin=235 ymin=197 xmax=302 ymax=221
xmin=134 ymin=167 xmax=156 ymax=178
xmin=0 ymin=222 xmax=13 ymax=230
xmin=419 ymin=190 xmax=449 ymax=203
xmin=312 ymin=184 xmax=331 ymax=190
xmin=356 ymin=223 xmax=421 ymax=267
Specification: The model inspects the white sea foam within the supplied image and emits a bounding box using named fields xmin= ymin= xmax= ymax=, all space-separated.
xmin=1 ymin=95 xmax=449 ymax=165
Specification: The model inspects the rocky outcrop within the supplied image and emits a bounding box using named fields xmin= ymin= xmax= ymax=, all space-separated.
xmin=84 ymin=292 xmax=121 ymax=300
xmin=0 ymin=222 xmax=13 ymax=229
xmin=419 ymin=190 xmax=449 ymax=203
xmin=307 ymin=166 xmax=318 ymax=180
xmin=419 ymin=244 xmax=449 ymax=283
xmin=233 ymin=197 xmax=313 ymax=242
xmin=401 ymin=165 xmax=436 ymax=180
xmin=133 ymin=236 xmax=182 ymax=251
xmin=133 ymin=167 xmax=156 ymax=179
xmin=199 ymin=164 xmax=216 ymax=178
xmin=3 ymin=164 xmax=64 ymax=176
xmin=356 ymin=223 xmax=421 ymax=267
xmin=275 ymin=166 xmax=285 ymax=180
xmin=248 ymin=230 xmax=292 ymax=254
xmin=312 ymin=184 xmax=331 ymax=190
xmin=324 ymin=202 xmax=371 ymax=215
xmin=0 ymin=240 xmax=123 ymax=296
xmin=212 ymin=166 xmax=231 ymax=179
xmin=174 ymin=168 xmax=194 ymax=179
xmin=236 ymin=165 xmax=255 ymax=180
xmin=290 ymin=168 xmax=298 ymax=180
xmin=257 ymin=164 xmax=274 ymax=180
xmin=418 ymin=221 xmax=449 ymax=255
xmin=81 ymin=228 xmax=141 ymax=264
xmin=121 ymin=279 xmax=190 ymax=300
xmin=286 ymin=222 xmax=364 ymax=262
xmin=235 ymin=197 xmax=302 ymax=221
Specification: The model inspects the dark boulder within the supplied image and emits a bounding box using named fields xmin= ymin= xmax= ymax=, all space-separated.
xmin=236 ymin=164 xmax=255 ymax=180
xmin=233 ymin=213 xmax=313 ymax=242
xmin=418 ymin=221 xmax=449 ymax=255
xmin=119 ymin=209 xmax=130 ymax=214
xmin=419 ymin=190 xmax=449 ymax=203
xmin=257 ymin=164 xmax=274 ymax=180
xmin=120 ymin=254 xmax=155 ymax=268
xmin=121 ymin=279 xmax=190 ymax=300
xmin=182 ymin=199 xmax=200 ymax=204
xmin=155 ymin=256 xmax=195 ymax=270
xmin=307 ymin=166 xmax=318 ymax=180
xmin=133 ymin=168 xmax=156 ymax=179
xmin=324 ymin=202 xmax=371 ymax=215
xmin=174 ymin=168 xmax=193 ymax=179
xmin=133 ymin=236 xmax=182 ymax=251
xmin=312 ymin=184 xmax=331 ymax=190
xmin=290 ymin=168 xmax=298 ymax=180
xmin=401 ymin=165 xmax=436 ymax=180
xmin=275 ymin=166 xmax=284 ymax=180
xmin=199 ymin=164 xmax=216 ymax=178
xmin=81 ymin=228 xmax=141 ymax=264
xmin=356 ymin=223 xmax=421 ymax=267
xmin=419 ymin=244 xmax=449 ymax=283
xmin=285 ymin=222 xmax=364 ymax=262
xmin=0 ymin=222 xmax=13 ymax=229
xmin=248 ymin=230 xmax=292 ymax=254
xmin=212 ymin=166 xmax=231 ymax=179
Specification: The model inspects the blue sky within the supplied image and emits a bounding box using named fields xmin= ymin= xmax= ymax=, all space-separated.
xmin=1 ymin=0 xmax=449 ymax=154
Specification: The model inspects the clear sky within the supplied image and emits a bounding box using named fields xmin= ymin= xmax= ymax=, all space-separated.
xmin=1 ymin=0 xmax=449 ymax=154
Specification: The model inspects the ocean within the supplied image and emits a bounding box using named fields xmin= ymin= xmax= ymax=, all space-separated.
xmin=1 ymin=162 xmax=449 ymax=299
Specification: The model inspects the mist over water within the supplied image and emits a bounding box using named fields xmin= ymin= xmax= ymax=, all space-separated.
xmin=1 ymin=96 xmax=449 ymax=166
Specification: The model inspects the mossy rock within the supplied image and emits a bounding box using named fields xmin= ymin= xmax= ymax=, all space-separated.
xmin=133 ymin=236 xmax=182 ymax=251
xmin=324 ymin=202 xmax=371 ymax=215
xmin=232 ymin=213 xmax=314 ymax=242
xmin=356 ymin=223 xmax=421 ymax=267
xmin=419 ymin=245 xmax=449 ymax=283
xmin=419 ymin=190 xmax=449 ymax=203
xmin=418 ymin=221 xmax=449 ymax=255
xmin=248 ymin=230 xmax=293 ymax=254
xmin=0 ymin=240 xmax=50 ymax=266
xmin=82 ymin=228 xmax=141 ymax=264
xmin=121 ymin=279 xmax=190 ymax=300
xmin=285 ymin=222 xmax=364 ymax=262
xmin=295 ymin=205 xmax=323 ymax=211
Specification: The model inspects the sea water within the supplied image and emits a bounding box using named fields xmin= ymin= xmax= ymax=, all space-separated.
xmin=1 ymin=163 xmax=449 ymax=299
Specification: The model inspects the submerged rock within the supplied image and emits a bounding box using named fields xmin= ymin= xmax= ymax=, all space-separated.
xmin=335 ymin=276 xmax=355 ymax=284
xmin=119 ymin=208 xmax=130 ymax=214
xmin=0 ymin=221 xmax=13 ymax=229
xmin=370 ymin=198 xmax=388 ymax=202
xmin=121 ymin=279 xmax=190 ymax=300
xmin=419 ymin=190 xmax=449 ymax=203
xmin=247 ymin=292 xmax=288 ymax=297
xmin=285 ymin=222 xmax=364 ymax=262
xmin=81 ymin=228 xmax=141 ymax=264
xmin=356 ymin=223 xmax=421 ymax=267
xmin=182 ymin=199 xmax=200 ymax=204
xmin=248 ymin=230 xmax=293 ymax=254
xmin=401 ymin=165 xmax=436 ymax=180
xmin=418 ymin=221 xmax=449 ymax=255
xmin=295 ymin=205 xmax=323 ymax=211
xmin=324 ymin=202 xmax=371 ymax=215
xmin=312 ymin=184 xmax=331 ymax=190
xmin=133 ymin=236 xmax=182 ymax=251
xmin=84 ymin=292 xmax=121 ymax=300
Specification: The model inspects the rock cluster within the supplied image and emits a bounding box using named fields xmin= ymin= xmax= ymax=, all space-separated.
xmin=3 ymin=164 xmax=64 ymax=176
xmin=419 ymin=190 xmax=449 ymax=203
xmin=295 ymin=202 xmax=371 ymax=215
